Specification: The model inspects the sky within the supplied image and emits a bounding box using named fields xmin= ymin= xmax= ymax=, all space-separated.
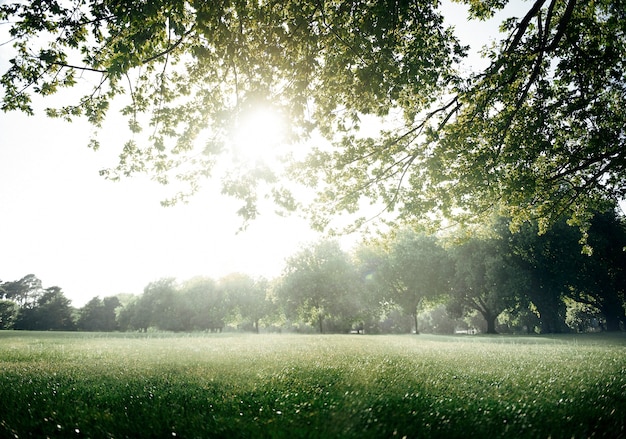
xmin=0 ymin=106 xmax=328 ymax=305
xmin=0 ymin=1 xmax=529 ymax=307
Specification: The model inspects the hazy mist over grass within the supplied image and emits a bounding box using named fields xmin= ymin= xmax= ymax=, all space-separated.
xmin=0 ymin=332 xmax=624 ymax=438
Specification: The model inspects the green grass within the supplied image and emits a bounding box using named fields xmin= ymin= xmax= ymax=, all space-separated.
xmin=0 ymin=332 xmax=624 ymax=438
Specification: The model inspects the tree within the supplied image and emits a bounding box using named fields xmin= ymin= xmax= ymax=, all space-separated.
xmin=116 ymin=294 xmax=152 ymax=332
xmin=380 ymin=231 xmax=451 ymax=334
xmin=352 ymin=242 xmax=391 ymax=333
xmin=0 ymin=274 xmax=44 ymax=308
xmin=220 ymin=273 xmax=270 ymax=333
xmin=139 ymin=278 xmax=183 ymax=331
xmin=277 ymin=240 xmax=358 ymax=333
xmin=14 ymin=286 xmax=75 ymax=331
xmin=448 ymin=238 xmax=522 ymax=334
xmin=180 ymin=276 xmax=229 ymax=332
xmin=3 ymin=1 xmax=622 ymax=232
xmin=102 ymin=296 xmax=122 ymax=331
xmin=0 ymin=299 xmax=18 ymax=329
xmin=77 ymin=295 xmax=121 ymax=331
xmin=564 ymin=209 xmax=626 ymax=331
xmin=507 ymin=217 xmax=582 ymax=333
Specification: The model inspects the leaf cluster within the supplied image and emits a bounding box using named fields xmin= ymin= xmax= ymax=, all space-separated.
xmin=1 ymin=0 xmax=625 ymax=234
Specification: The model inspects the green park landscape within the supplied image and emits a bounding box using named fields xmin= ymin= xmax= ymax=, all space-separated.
xmin=2 ymin=0 xmax=626 ymax=437
xmin=1 ymin=332 xmax=624 ymax=438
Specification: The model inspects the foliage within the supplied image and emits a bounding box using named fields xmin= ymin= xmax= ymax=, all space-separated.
xmin=0 ymin=299 xmax=18 ymax=329
xmin=1 ymin=210 xmax=624 ymax=335
xmin=0 ymin=274 xmax=44 ymax=307
xmin=77 ymin=296 xmax=120 ymax=331
xmin=277 ymin=240 xmax=360 ymax=333
xmin=219 ymin=273 xmax=272 ymax=333
xmin=508 ymin=209 xmax=626 ymax=333
xmin=416 ymin=304 xmax=460 ymax=335
xmin=448 ymin=237 xmax=523 ymax=334
xmin=179 ymin=276 xmax=229 ymax=332
xmin=14 ymin=286 xmax=75 ymax=331
xmin=0 ymin=332 xmax=624 ymax=438
xmin=569 ymin=209 xmax=626 ymax=331
xmin=2 ymin=0 xmax=623 ymax=232
xmin=378 ymin=231 xmax=451 ymax=333
xmin=564 ymin=297 xmax=603 ymax=333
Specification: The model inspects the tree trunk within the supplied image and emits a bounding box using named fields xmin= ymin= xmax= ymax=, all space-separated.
xmin=530 ymin=292 xmax=567 ymax=333
xmin=318 ymin=314 xmax=324 ymax=334
xmin=484 ymin=313 xmax=498 ymax=334
xmin=254 ymin=319 xmax=259 ymax=334
xmin=602 ymin=310 xmax=624 ymax=332
xmin=600 ymin=296 xmax=625 ymax=332
xmin=413 ymin=313 xmax=420 ymax=334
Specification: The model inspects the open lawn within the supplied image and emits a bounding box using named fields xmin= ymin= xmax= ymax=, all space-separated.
xmin=0 ymin=332 xmax=624 ymax=438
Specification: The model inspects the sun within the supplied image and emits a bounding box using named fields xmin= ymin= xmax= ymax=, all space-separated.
xmin=232 ymin=106 xmax=286 ymax=163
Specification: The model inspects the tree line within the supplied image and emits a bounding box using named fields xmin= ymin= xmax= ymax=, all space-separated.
xmin=1 ymin=210 xmax=624 ymax=334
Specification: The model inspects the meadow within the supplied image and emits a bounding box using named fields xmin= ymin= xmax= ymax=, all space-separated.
xmin=0 ymin=332 xmax=624 ymax=438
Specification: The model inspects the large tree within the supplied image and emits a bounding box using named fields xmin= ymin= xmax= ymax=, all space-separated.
xmin=2 ymin=0 xmax=622 ymax=232
xmin=180 ymin=276 xmax=229 ymax=332
xmin=379 ymin=231 xmax=451 ymax=334
xmin=0 ymin=274 xmax=44 ymax=308
xmin=220 ymin=273 xmax=270 ymax=333
xmin=0 ymin=299 xmax=18 ymax=329
xmin=448 ymin=237 xmax=523 ymax=334
xmin=508 ymin=217 xmax=582 ymax=333
xmin=521 ymin=208 xmax=626 ymax=332
xmin=572 ymin=210 xmax=626 ymax=331
xmin=277 ymin=240 xmax=358 ymax=333
xmin=77 ymin=295 xmax=121 ymax=331
xmin=14 ymin=286 xmax=75 ymax=331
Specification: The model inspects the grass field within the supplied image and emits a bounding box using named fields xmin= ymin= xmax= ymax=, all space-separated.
xmin=0 ymin=332 xmax=624 ymax=438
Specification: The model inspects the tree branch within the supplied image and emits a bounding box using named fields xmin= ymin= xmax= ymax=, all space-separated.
xmin=48 ymin=61 xmax=107 ymax=74
xmin=545 ymin=0 xmax=577 ymax=52
xmin=141 ymin=24 xmax=196 ymax=65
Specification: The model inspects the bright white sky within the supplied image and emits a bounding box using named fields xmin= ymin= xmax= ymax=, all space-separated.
xmin=0 ymin=107 xmax=326 ymax=305
xmin=0 ymin=1 xmax=528 ymax=307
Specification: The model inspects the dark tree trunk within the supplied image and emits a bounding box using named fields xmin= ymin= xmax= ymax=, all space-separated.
xmin=413 ymin=313 xmax=420 ymax=335
xmin=602 ymin=310 xmax=624 ymax=332
xmin=484 ymin=313 xmax=498 ymax=334
xmin=318 ymin=314 xmax=324 ymax=334
xmin=529 ymin=290 xmax=567 ymax=333
xmin=599 ymin=296 xmax=625 ymax=332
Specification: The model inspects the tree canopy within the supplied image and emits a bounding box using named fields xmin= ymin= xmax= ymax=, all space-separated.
xmin=1 ymin=0 xmax=624 ymax=232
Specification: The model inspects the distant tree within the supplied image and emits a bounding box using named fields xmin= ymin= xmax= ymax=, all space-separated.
xmin=1 ymin=274 xmax=44 ymax=307
xmin=77 ymin=296 xmax=104 ymax=331
xmin=102 ymin=296 xmax=121 ymax=331
xmin=220 ymin=273 xmax=271 ymax=333
xmin=15 ymin=286 xmax=75 ymax=331
xmin=117 ymin=296 xmax=150 ymax=332
xmin=0 ymin=299 xmax=18 ymax=329
xmin=417 ymin=305 xmax=458 ymax=335
xmin=352 ymin=243 xmax=390 ymax=333
xmin=115 ymin=279 xmax=179 ymax=332
xmin=380 ymin=231 xmax=451 ymax=334
xmin=77 ymin=296 xmax=121 ymax=331
xmin=140 ymin=278 xmax=182 ymax=331
xmin=564 ymin=298 xmax=603 ymax=333
xmin=278 ymin=240 xmax=358 ymax=333
xmin=448 ymin=238 xmax=523 ymax=334
xmin=180 ymin=277 xmax=228 ymax=332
